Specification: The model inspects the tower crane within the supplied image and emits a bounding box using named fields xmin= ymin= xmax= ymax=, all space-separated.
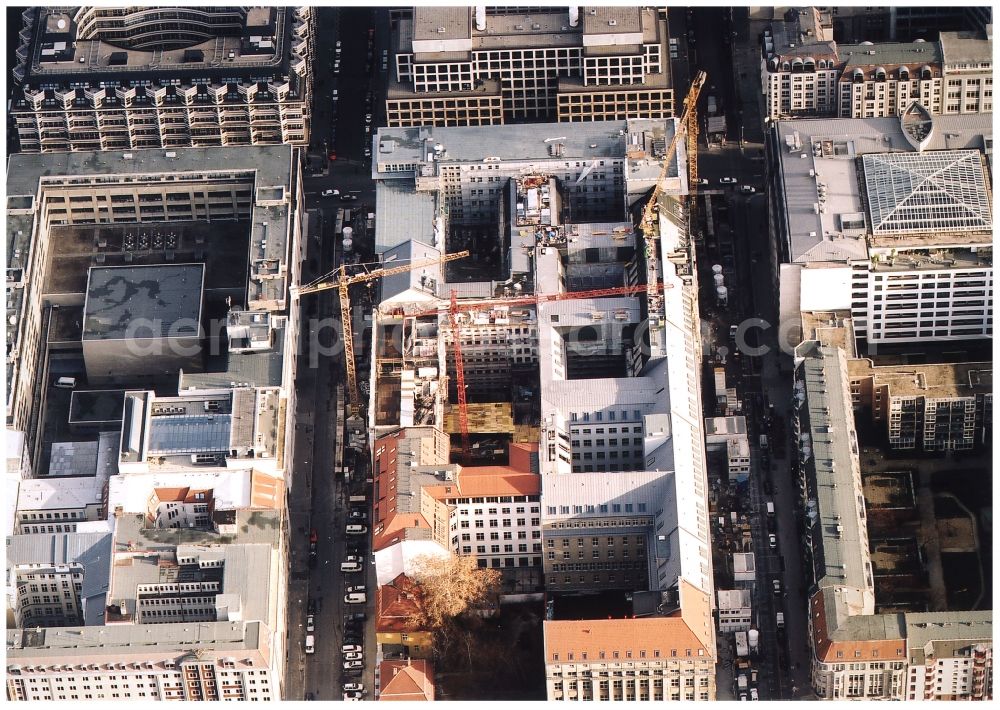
xmin=639 ymin=71 xmax=707 ymax=296
xmin=431 ymin=281 xmax=672 ymax=463
xmin=291 ymin=250 xmax=470 ymax=417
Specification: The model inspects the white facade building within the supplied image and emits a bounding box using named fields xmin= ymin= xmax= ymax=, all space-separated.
xmin=6 ymin=622 xmax=276 ymax=701
xmin=771 ymin=113 xmax=993 ymax=350
xmin=717 ymin=589 xmax=753 ymax=633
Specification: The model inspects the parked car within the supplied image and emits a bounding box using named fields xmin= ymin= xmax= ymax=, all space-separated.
xmin=696 ymin=178 xmax=709 ymax=185
xmin=365 ymin=113 xmax=372 ymax=124
xmin=343 ymin=660 xmax=363 ymax=670
xmin=772 ymin=579 xmax=782 ymax=596
xmin=342 ymin=668 xmax=363 ymax=678
xmin=333 ymin=60 xmax=341 ymax=74
xmin=54 ymin=376 xmax=77 ymax=389
xmin=306 ymin=614 xmax=315 ymax=632
xmin=346 ymin=612 xmax=367 ymax=622
xmin=750 ymin=688 xmax=759 ymax=701
xmin=344 ymin=651 xmax=363 ymax=662
xmin=342 ymin=683 xmax=364 ymax=693
xmin=342 ymin=644 xmax=362 ymax=653
xmin=740 ymin=185 xmax=756 ymax=194
xmin=344 ymin=692 xmax=364 ymax=701
xmin=349 ymin=510 xmax=367 ymax=521
xmin=768 ymin=533 xmax=778 ymax=549
xmin=345 ymin=524 xmax=367 ymax=535
xmin=321 ymin=189 xmax=340 ymax=197
xmin=346 ymin=585 xmax=366 ymax=594
xmin=720 ymin=177 xmax=737 ymax=184
xmin=341 ymin=559 xmax=362 ymax=572
xmin=305 ymin=635 xmax=315 ymax=654
xmin=345 ymin=592 xmax=367 ymax=605
xmin=340 ymin=194 xmax=358 ymax=202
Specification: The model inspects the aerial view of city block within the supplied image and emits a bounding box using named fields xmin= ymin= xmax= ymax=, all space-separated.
xmin=3 ymin=4 xmax=993 ymax=702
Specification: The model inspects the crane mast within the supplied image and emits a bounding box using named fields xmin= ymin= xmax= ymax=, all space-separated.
xmin=291 ymin=250 xmax=470 ymax=416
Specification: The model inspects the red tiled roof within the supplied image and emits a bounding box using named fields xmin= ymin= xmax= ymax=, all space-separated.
xmin=544 ymin=617 xmax=711 ymax=663
xmin=376 ymin=573 xmax=426 ymax=634
xmin=378 ymin=659 xmax=434 ymax=701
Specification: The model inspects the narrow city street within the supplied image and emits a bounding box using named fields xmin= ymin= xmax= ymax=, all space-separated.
xmin=690 ymin=6 xmax=813 ymax=700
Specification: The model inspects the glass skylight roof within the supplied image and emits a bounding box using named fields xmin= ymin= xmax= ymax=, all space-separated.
xmin=861 ymin=150 xmax=992 ymax=236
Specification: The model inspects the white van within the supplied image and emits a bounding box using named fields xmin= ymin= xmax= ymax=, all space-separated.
xmin=345 ymin=525 xmax=367 ymax=536
xmin=344 ymin=592 xmax=367 ymax=605
xmin=776 ymin=612 xmax=785 ymax=629
xmin=305 ymin=634 xmax=315 ymax=654
xmin=54 ymin=377 xmax=76 ymax=389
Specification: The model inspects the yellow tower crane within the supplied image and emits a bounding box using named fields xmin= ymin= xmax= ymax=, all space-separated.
xmin=640 ymin=70 xmax=707 ymax=238
xmin=291 ymin=250 xmax=470 ymax=416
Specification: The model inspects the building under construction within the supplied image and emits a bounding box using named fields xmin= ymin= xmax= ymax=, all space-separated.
xmin=368 ymin=115 xmax=718 ymax=679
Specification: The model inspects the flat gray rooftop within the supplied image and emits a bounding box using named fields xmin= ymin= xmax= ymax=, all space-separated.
xmin=83 ymin=263 xmax=204 ymax=341
xmin=375 ymin=181 xmax=438 ymax=254
xmin=7 ymin=620 xmax=263 ymax=657
xmin=774 ymin=113 xmax=993 ymax=263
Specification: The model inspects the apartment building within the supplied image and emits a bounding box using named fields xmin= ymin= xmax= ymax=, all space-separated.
xmin=5 ymin=144 xmax=304 ymax=481
xmin=374 ymin=574 xmax=433 ymax=660
xmin=6 ymin=532 xmax=112 ymax=629
xmin=6 ymin=622 xmax=277 ymax=701
xmin=761 ymin=9 xmax=991 ymax=120
xmin=905 ymin=613 xmax=993 ymax=701
xmin=387 ymin=6 xmax=672 ymax=127
xmin=848 ymin=359 xmax=992 ymax=450
xmin=794 ymin=343 xmax=994 ymax=700
xmin=10 ymin=7 xmax=314 ymax=152
xmin=543 ymin=617 xmax=716 ymax=701
xmin=769 ymin=112 xmax=993 ymax=352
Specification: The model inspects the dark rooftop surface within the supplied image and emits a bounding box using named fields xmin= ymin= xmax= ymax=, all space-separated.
xmin=83 ymin=263 xmax=204 ymax=341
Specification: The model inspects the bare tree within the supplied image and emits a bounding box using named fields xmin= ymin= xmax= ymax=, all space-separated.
xmin=408 ymin=552 xmax=501 ymax=629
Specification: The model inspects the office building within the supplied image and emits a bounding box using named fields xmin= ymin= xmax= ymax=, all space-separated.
xmin=543 ymin=617 xmax=716 ymax=701
xmin=769 ymin=111 xmax=993 ymax=351
xmin=372 ymin=427 xmax=542 ymax=591
xmin=369 ymin=110 xmax=714 ymax=700
xmin=761 ymin=10 xmax=992 ymax=120
xmin=82 ymin=264 xmax=204 ymax=384
xmin=890 ymin=7 xmax=993 ymax=41
xmin=848 ymin=359 xmax=992 ymax=450
xmin=386 ymin=6 xmax=672 ymax=127
xmin=6 ymin=622 xmax=277 ymax=701
xmin=5 ymin=144 xmax=304 ymax=482
xmin=10 ymin=7 xmax=314 ymax=153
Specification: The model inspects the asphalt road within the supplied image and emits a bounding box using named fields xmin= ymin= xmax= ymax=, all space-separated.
xmin=689 ymin=6 xmax=813 ymax=700
xmin=282 ymin=7 xmax=387 ymax=701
